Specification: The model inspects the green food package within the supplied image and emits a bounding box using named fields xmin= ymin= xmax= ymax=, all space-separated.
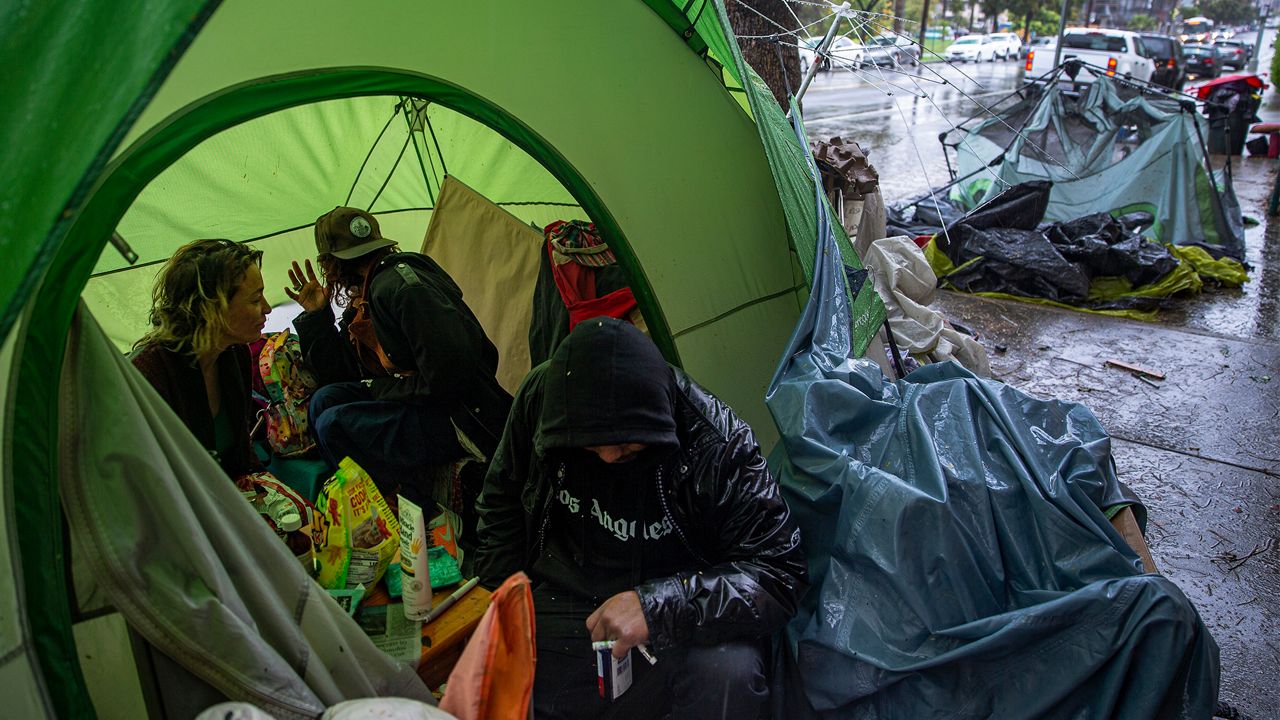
xmin=311 ymin=457 xmax=399 ymax=590
xmin=427 ymin=546 xmax=463 ymax=588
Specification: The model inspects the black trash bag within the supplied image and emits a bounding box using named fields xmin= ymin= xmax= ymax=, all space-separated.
xmin=1047 ymin=212 xmax=1177 ymax=287
xmin=1047 ymin=212 xmax=1117 ymax=242
xmin=913 ymin=197 xmax=968 ymax=230
xmin=938 ymin=181 xmax=1053 ymax=265
xmin=886 ymin=197 xmax=968 ymax=238
xmin=943 ymin=225 xmax=1092 ymax=302
xmin=952 ymin=180 xmax=1052 ymax=232
xmin=1114 ymin=211 xmax=1156 ymax=234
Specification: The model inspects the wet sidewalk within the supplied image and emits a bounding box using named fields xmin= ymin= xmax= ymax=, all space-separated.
xmin=932 ymin=113 xmax=1280 ymax=716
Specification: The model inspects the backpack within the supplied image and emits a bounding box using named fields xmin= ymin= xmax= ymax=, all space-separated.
xmin=257 ymin=330 xmax=318 ymax=457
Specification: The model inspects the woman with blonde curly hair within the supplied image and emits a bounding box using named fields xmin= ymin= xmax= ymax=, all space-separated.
xmin=132 ymin=238 xmax=272 ymax=478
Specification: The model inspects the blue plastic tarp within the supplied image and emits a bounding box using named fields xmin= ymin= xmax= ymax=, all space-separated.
xmin=765 ymin=110 xmax=1219 ymax=719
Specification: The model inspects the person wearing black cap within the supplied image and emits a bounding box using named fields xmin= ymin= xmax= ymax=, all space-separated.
xmin=474 ymin=316 xmax=807 ymax=720
xmin=286 ymin=206 xmax=512 ymax=518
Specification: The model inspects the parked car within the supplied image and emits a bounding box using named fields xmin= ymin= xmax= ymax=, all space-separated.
xmin=798 ymin=35 xmax=865 ymax=72
xmin=1212 ymin=39 xmax=1251 ymax=69
xmin=798 ymin=36 xmax=824 ymax=74
xmin=1182 ymin=43 xmax=1222 ymax=79
xmin=1139 ymin=33 xmax=1186 ymax=90
xmin=1024 ymin=28 xmax=1155 ymax=85
xmin=988 ymin=32 xmax=1025 ymax=60
xmin=829 ymin=36 xmax=866 ymax=69
xmin=863 ymin=34 xmax=920 ymax=67
xmin=945 ymin=34 xmax=996 ymax=63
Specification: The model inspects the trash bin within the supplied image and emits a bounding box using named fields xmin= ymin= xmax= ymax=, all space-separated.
xmin=1198 ymin=75 xmax=1266 ymax=155
xmin=1208 ymin=109 xmax=1250 ymax=155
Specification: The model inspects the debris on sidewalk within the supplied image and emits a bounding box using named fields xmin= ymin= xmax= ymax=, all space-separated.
xmin=1104 ymin=359 xmax=1166 ymax=380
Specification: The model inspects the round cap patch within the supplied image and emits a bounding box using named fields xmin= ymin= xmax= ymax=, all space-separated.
xmin=349 ymin=216 xmax=372 ymax=238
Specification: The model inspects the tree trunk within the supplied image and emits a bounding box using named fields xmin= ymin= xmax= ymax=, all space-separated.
xmin=894 ymin=0 xmax=907 ymax=33
xmin=919 ymin=0 xmax=932 ymax=52
xmin=725 ymin=0 xmax=803 ymax=109
xmin=968 ymin=1 xmax=976 ymax=30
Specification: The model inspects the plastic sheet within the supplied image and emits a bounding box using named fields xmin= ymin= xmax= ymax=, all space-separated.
xmin=764 ymin=127 xmax=1220 ymax=717
xmin=934 ymin=183 xmax=1194 ymax=309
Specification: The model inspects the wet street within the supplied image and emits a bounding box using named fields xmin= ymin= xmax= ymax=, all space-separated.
xmin=805 ymin=39 xmax=1280 ymax=718
xmin=803 ymin=58 xmax=1026 ymax=200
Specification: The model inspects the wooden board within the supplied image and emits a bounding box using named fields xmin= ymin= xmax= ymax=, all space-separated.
xmin=420 ymin=584 xmax=491 ymax=689
xmin=1111 ymin=505 xmax=1159 ymax=575
xmin=363 ymin=581 xmax=492 ymax=690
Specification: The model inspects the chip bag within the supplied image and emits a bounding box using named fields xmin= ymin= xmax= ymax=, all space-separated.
xmin=312 ymin=457 xmax=399 ymax=590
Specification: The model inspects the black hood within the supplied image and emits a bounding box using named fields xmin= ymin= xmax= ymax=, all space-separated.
xmin=536 ymin=317 xmax=678 ymax=455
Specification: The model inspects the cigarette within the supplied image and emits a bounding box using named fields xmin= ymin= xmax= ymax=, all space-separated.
xmin=636 ymin=643 xmax=657 ymax=665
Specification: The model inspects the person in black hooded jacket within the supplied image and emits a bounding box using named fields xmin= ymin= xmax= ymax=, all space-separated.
xmin=474 ymin=316 xmax=807 ymax=720
xmin=286 ymin=207 xmax=512 ymax=518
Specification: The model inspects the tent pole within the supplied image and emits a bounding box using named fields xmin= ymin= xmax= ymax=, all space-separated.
xmin=346 ymin=102 xmax=403 ymax=207
xmin=942 ymin=133 xmax=956 ymax=180
xmin=1190 ymin=106 xmax=1237 ymax=251
xmin=402 ymin=99 xmax=437 ymax=207
xmin=883 ymin=318 xmax=907 ymax=380
xmin=109 ymin=232 xmax=139 ymax=265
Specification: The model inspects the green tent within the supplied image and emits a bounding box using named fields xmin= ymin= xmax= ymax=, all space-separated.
xmin=2 ymin=1 xmax=883 ymax=716
xmin=948 ymin=78 xmax=1246 ymax=259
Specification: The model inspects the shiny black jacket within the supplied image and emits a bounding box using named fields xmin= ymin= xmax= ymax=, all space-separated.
xmin=294 ymin=252 xmax=512 ymax=457
xmin=475 ymin=320 xmax=807 ymax=650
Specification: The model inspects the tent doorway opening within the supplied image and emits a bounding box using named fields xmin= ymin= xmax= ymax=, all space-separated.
xmin=78 ymin=74 xmax=674 ymax=381
xmin=64 ymin=77 xmax=665 ymax=718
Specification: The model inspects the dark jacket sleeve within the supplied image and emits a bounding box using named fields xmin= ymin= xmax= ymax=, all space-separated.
xmin=636 ymin=423 xmax=808 ymax=650
xmin=367 ymin=278 xmax=487 ymax=405
xmin=474 ymin=369 xmax=544 ymax=590
xmin=292 ymin=304 xmax=364 ymax=385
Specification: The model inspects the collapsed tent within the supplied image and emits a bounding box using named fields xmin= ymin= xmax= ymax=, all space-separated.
xmin=765 ymin=118 xmax=1220 ymax=718
xmin=893 ymin=180 xmax=1248 ymax=319
xmin=3 ymin=1 xmax=887 ymax=717
xmin=944 ymin=74 xmax=1247 ymax=260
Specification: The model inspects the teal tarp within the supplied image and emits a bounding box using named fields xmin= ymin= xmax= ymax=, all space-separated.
xmin=766 ymin=111 xmax=1220 ymax=718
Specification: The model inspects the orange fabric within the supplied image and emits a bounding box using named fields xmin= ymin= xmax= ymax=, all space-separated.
xmin=440 ymin=572 xmax=536 ymax=720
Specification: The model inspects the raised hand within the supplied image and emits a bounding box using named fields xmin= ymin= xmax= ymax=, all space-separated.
xmin=285 ymin=259 xmax=328 ymax=312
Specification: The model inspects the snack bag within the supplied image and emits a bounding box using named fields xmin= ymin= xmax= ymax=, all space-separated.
xmin=312 ymin=457 xmax=399 ymax=590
